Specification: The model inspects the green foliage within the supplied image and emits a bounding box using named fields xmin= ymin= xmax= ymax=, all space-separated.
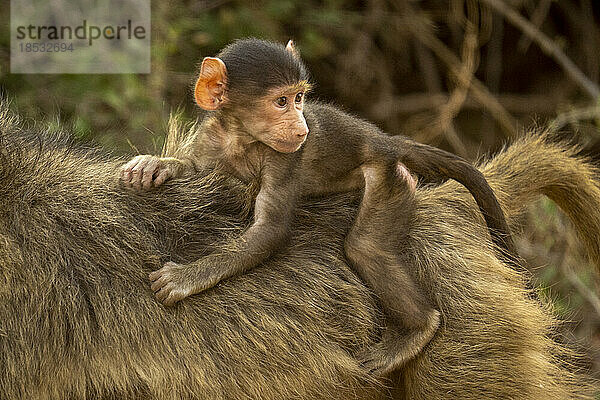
xmin=0 ymin=1 xmax=360 ymax=152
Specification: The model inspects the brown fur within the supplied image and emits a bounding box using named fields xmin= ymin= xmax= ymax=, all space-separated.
xmin=0 ymin=101 xmax=598 ymax=398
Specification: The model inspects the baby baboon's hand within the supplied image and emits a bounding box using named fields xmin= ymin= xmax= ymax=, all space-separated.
xmin=149 ymin=261 xmax=196 ymax=306
xmin=149 ymin=256 xmax=229 ymax=306
xmin=121 ymin=155 xmax=172 ymax=190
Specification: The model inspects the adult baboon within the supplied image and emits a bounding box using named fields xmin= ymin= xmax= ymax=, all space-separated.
xmin=0 ymin=102 xmax=598 ymax=399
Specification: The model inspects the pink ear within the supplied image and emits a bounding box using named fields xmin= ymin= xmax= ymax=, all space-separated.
xmin=286 ymin=40 xmax=299 ymax=57
xmin=194 ymin=57 xmax=228 ymax=111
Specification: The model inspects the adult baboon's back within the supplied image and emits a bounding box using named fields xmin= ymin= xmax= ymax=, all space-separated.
xmin=0 ymin=103 xmax=598 ymax=399
xmin=0 ymin=107 xmax=382 ymax=399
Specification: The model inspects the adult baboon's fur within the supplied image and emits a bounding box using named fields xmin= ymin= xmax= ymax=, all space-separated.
xmin=0 ymin=101 xmax=598 ymax=399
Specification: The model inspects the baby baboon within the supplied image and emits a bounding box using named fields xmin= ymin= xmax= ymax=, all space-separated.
xmin=0 ymin=101 xmax=598 ymax=399
xmin=122 ymin=38 xmax=515 ymax=372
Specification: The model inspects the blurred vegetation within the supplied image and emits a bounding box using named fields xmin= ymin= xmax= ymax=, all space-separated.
xmin=1 ymin=0 xmax=599 ymax=378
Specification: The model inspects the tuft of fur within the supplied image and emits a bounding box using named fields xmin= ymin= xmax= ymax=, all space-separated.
xmin=0 ymin=100 xmax=598 ymax=399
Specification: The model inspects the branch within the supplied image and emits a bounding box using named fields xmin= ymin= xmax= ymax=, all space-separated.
xmin=480 ymin=0 xmax=600 ymax=100
xmin=516 ymin=0 xmax=552 ymax=53
xmin=548 ymin=105 xmax=600 ymax=131
xmin=370 ymin=92 xmax=561 ymax=116
xmin=560 ymin=262 xmax=600 ymax=320
xmin=419 ymin=22 xmax=478 ymax=149
xmin=406 ymin=16 xmax=519 ymax=137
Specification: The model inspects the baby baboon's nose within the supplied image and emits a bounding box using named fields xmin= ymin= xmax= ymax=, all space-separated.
xmin=297 ymin=125 xmax=309 ymax=137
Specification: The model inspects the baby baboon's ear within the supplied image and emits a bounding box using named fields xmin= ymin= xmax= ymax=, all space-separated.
xmin=286 ymin=40 xmax=299 ymax=57
xmin=194 ymin=57 xmax=228 ymax=111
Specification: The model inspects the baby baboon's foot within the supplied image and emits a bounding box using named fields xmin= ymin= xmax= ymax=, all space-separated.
xmin=357 ymin=340 xmax=395 ymax=376
xmin=121 ymin=155 xmax=172 ymax=190
xmin=358 ymin=335 xmax=417 ymax=376
xmin=358 ymin=309 xmax=441 ymax=376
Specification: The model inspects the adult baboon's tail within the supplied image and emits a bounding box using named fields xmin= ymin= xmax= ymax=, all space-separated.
xmin=481 ymin=133 xmax=600 ymax=267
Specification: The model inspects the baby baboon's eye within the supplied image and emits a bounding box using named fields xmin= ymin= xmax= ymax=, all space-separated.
xmin=295 ymin=92 xmax=304 ymax=103
xmin=276 ymin=96 xmax=287 ymax=107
